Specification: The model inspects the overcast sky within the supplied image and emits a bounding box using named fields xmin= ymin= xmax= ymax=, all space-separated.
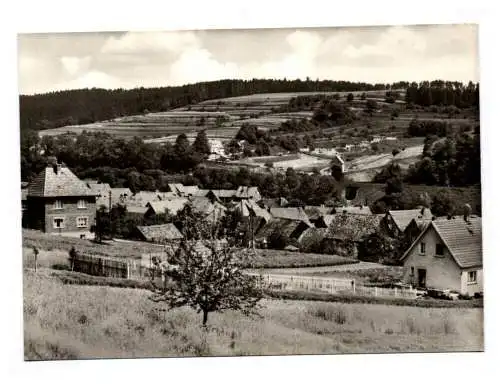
xmin=17 ymin=24 xmax=479 ymax=95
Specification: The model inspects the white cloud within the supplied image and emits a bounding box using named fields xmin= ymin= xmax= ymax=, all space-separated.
xmin=60 ymin=56 xmax=91 ymax=75
xmin=101 ymin=31 xmax=201 ymax=55
xmin=55 ymin=71 xmax=129 ymax=91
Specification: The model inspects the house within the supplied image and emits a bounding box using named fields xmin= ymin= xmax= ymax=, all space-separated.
xmin=269 ymin=207 xmax=313 ymax=227
xmin=235 ymin=186 xmax=261 ymax=201
xmin=109 ymin=188 xmax=133 ymax=206
xmin=189 ymin=197 xmax=227 ymax=223
xmin=87 ymin=182 xmax=112 ymax=208
xmin=126 ymin=191 xmax=164 ymax=207
xmin=255 ymin=217 xmax=312 ymax=247
xmin=400 ymin=216 xmax=482 ymax=296
xmin=234 ymin=199 xmax=272 ymax=223
xmin=206 ymin=189 xmax=237 ymax=203
xmin=321 ymin=213 xmax=383 ymax=258
xmin=382 ymin=208 xmax=433 ymax=237
xmin=125 ymin=205 xmax=148 ymax=218
xmin=144 ymin=198 xmax=189 ymax=218
xmin=403 ymin=217 xmax=434 ymax=246
xmin=135 ymin=223 xmax=184 ymax=244
xmin=26 ymin=160 xmax=98 ymax=236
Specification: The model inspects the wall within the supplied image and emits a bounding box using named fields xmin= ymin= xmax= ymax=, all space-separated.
xmin=460 ymin=268 xmax=483 ymax=296
xmin=44 ymin=197 xmax=96 ymax=234
xmin=402 ymin=226 xmax=462 ymax=292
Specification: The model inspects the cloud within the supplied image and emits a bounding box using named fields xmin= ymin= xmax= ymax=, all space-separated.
xmin=17 ymin=25 xmax=479 ymax=94
xmin=100 ymin=31 xmax=201 ymax=55
xmin=55 ymin=71 xmax=129 ymax=91
xmin=60 ymin=56 xmax=91 ymax=75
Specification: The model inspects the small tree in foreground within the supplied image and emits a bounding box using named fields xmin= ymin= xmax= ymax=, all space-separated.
xmin=150 ymin=216 xmax=263 ymax=327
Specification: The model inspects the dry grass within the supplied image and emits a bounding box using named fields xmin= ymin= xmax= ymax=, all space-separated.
xmin=24 ymin=268 xmax=483 ymax=360
xmin=245 ymin=249 xmax=358 ymax=269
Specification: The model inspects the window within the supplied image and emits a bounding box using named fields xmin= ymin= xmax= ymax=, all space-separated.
xmin=435 ymin=243 xmax=445 ymax=257
xmin=419 ymin=242 xmax=426 ymax=254
xmin=77 ymin=216 xmax=89 ymax=228
xmin=53 ymin=217 xmax=65 ymax=229
xmin=77 ymin=199 xmax=87 ymax=209
xmin=467 ymin=271 xmax=477 ymax=284
xmin=410 ymin=267 xmax=415 ymax=276
xmin=54 ymin=200 xmax=63 ymax=210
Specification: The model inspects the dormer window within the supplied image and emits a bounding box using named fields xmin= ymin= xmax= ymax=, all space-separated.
xmin=54 ymin=200 xmax=63 ymax=210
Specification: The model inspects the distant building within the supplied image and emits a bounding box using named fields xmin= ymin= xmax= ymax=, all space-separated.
xmin=400 ymin=216 xmax=482 ymax=296
xmin=382 ymin=208 xmax=433 ymax=238
xmin=26 ymin=160 xmax=97 ymax=236
xmin=135 ymin=223 xmax=184 ymax=244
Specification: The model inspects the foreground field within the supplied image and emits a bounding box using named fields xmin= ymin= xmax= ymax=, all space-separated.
xmin=24 ymin=269 xmax=483 ymax=360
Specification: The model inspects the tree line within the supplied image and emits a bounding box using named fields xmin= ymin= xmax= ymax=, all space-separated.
xmin=19 ymin=79 xmax=398 ymax=133
xmin=404 ymin=80 xmax=479 ymax=109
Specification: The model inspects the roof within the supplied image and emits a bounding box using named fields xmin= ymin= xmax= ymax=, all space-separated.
xmin=260 ymin=197 xmax=288 ymax=208
xmin=146 ymin=198 xmax=188 ymax=216
xmin=110 ymin=188 xmax=133 ymax=198
xmin=270 ymin=207 xmax=313 ymax=227
xmin=335 ymin=206 xmax=373 ymax=216
xmin=126 ymin=205 xmax=148 ymax=215
xmin=210 ymin=189 xmax=237 ymax=198
xmin=167 ymin=183 xmax=184 ymax=195
xmin=297 ymin=227 xmax=329 ymax=245
xmin=304 ymin=206 xmax=333 ymax=220
xmin=235 ymin=199 xmax=272 ymax=222
xmin=87 ymin=182 xmax=111 ymax=197
xmin=324 ymin=213 xmax=383 ymax=241
xmin=127 ymin=191 xmax=163 ymax=206
xmin=180 ymin=185 xmax=200 ymax=196
xmin=189 ymin=197 xmax=227 ymax=221
xmin=388 ymin=208 xmax=433 ymax=232
xmin=401 ymin=216 xmax=482 ymax=268
xmin=236 ymin=186 xmax=261 ymax=199
xmin=28 ymin=164 xmax=97 ymax=198
xmin=256 ymin=218 xmax=311 ymax=240
xmin=136 ymin=223 xmax=184 ymax=242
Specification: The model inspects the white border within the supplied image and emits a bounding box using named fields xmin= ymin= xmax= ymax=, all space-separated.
xmin=2 ymin=1 xmax=499 ymax=384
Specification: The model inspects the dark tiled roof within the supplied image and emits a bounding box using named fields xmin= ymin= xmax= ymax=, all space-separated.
xmin=256 ymin=218 xmax=310 ymax=240
xmin=432 ymin=216 xmax=482 ymax=268
xmin=325 ymin=213 xmax=383 ymax=242
xmin=388 ymin=208 xmax=433 ymax=232
xmin=28 ymin=165 xmax=97 ymax=197
xmin=136 ymin=223 xmax=183 ymax=242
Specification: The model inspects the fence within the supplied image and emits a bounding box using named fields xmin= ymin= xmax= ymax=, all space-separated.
xmin=250 ymin=273 xmax=418 ymax=299
xmin=71 ymin=253 xmax=151 ymax=280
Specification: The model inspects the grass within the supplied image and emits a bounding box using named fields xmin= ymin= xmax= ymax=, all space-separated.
xmin=23 ymin=229 xmax=164 ymax=260
xmin=244 ymin=249 xmax=359 ymax=269
xmin=300 ymin=266 xmax=405 ymax=285
xmin=23 ymin=268 xmax=483 ymax=360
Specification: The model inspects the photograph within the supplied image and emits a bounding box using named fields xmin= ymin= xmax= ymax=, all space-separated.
xmin=18 ymin=24 xmax=482 ymax=361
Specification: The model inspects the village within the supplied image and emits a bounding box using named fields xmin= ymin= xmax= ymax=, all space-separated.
xmin=21 ymin=157 xmax=482 ymax=300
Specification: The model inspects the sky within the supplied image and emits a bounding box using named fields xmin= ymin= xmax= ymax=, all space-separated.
xmin=17 ymin=24 xmax=479 ymax=95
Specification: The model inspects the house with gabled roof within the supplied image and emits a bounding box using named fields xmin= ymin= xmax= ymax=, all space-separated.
xmin=26 ymin=159 xmax=98 ymax=236
xmin=321 ymin=213 xmax=384 ymax=258
xmin=382 ymin=208 xmax=433 ymax=237
xmin=269 ymin=207 xmax=313 ymax=227
xmin=135 ymin=223 xmax=183 ymax=244
xmin=144 ymin=198 xmax=189 ymax=218
xmin=400 ymin=216 xmax=482 ymax=296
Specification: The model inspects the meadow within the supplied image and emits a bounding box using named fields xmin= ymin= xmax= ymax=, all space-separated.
xmin=23 ymin=268 xmax=483 ymax=360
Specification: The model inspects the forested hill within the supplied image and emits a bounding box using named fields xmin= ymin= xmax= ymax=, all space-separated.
xmin=19 ymin=79 xmax=407 ymax=132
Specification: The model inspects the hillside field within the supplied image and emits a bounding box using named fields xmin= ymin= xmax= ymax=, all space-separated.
xmin=24 ymin=268 xmax=483 ymax=360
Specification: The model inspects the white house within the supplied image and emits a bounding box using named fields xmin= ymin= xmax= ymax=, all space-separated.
xmin=400 ymin=216 xmax=482 ymax=296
